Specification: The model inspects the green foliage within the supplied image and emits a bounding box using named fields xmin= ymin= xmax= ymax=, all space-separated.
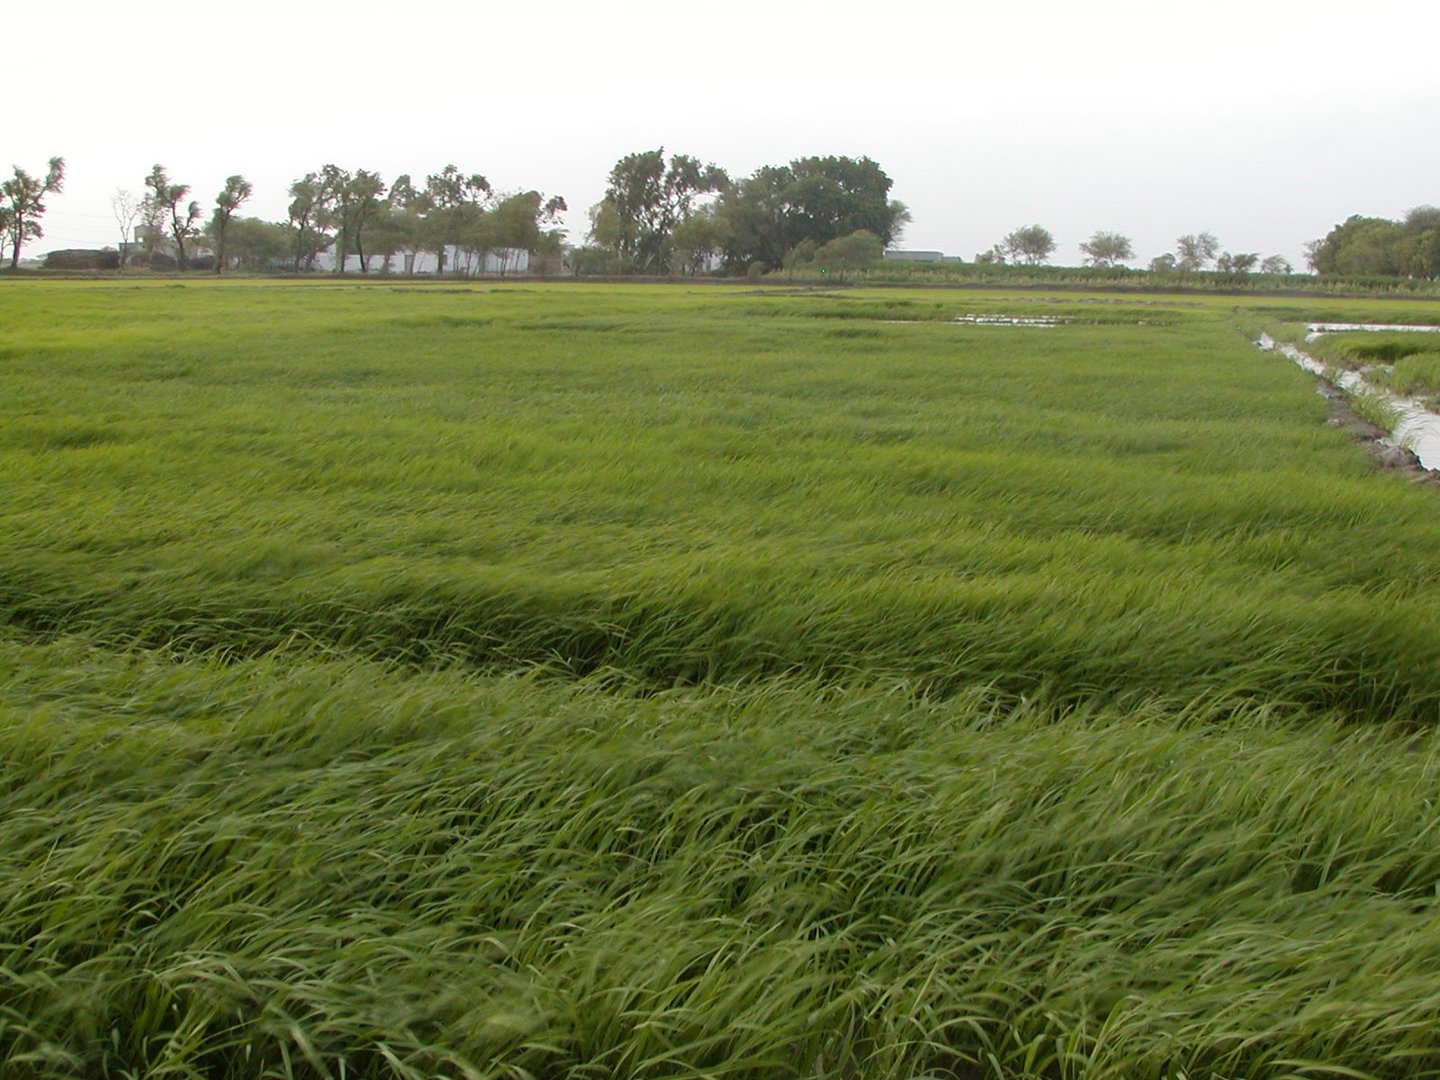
xmin=420 ymin=164 xmax=491 ymax=274
xmin=1216 ymin=251 xmax=1259 ymax=275
xmin=719 ymin=156 xmax=909 ymax=271
xmin=144 ymin=163 xmax=201 ymax=269
xmin=814 ymin=229 xmax=883 ymax=279
xmin=285 ymin=171 xmax=331 ymax=270
xmin=668 ymin=206 xmax=730 ymax=275
xmin=1174 ymin=231 xmax=1220 ymax=272
xmin=208 ymin=174 xmax=253 ymax=274
xmin=590 ymin=148 xmax=727 ymax=275
xmin=6 ymin=282 xmax=1440 ymax=1076
xmin=7 ymin=635 xmax=1440 ymax=1078
xmin=1346 ymin=385 xmax=1402 ymax=430
xmin=1000 ymin=223 xmax=1056 ymax=265
xmin=216 ymin=216 xmax=290 ymax=272
xmin=2 ymin=281 xmax=1439 ymax=712
xmin=1 ymin=156 xmax=64 ymax=269
xmin=1305 ymin=331 xmax=1440 ymax=404
xmin=1078 ymin=229 xmax=1133 ymax=267
xmin=319 ymin=164 xmax=386 ymax=273
xmin=1309 ymin=209 xmax=1440 ymax=279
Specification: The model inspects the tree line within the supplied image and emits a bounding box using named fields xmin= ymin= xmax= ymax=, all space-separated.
xmin=8 ymin=147 xmax=1439 ymax=281
xmin=1306 ymin=208 xmax=1440 ymax=278
xmin=103 ymin=164 xmax=568 ymax=275
xmin=578 ymin=149 xmax=911 ymax=276
xmin=970 ymin=226 xmax=1293 ymax=276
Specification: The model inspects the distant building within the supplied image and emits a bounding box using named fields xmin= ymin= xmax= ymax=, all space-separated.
xmin=131 ymin=224 xmax=211 ymax=267
xmin=43 ymin=249 xmax=120 ymax=271
xmin=883 ymin=249 xmax=945 ymax=262
xmin=311 ymin=246 xmax=539 ymax=276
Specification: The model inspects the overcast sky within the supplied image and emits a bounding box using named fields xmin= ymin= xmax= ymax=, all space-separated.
xmin=14 ymin=0 xmax=1440 ymax=267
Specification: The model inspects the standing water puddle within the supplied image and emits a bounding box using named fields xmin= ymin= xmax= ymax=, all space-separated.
xmin=954 ymin=314 xmax=1062 ymax=327
xmin=1305 ymin=322 xmax=1440 ymax=343
xmin=881 ymin=314 xmax=1064 ymax=327
xmin=1258 ymin=332 xmax=1440 ymax=470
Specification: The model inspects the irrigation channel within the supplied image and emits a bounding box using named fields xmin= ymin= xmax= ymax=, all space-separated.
xmin=1257 ymin=326 xmax=1440 ymax=471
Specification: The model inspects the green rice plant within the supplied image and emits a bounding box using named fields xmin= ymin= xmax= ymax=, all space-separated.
xmin=5 ymin=280 xmax=1440 ymax=1077
xmin=1388 ymin=351 xmax=1440 ymax=403
xmin=3 ymin=280 xmax=1440 ymax=719
xmin=3 ymin=633 xmax=1440 ymax=1078
xmin=1344 ymin=386 xmax=1402 ymax=430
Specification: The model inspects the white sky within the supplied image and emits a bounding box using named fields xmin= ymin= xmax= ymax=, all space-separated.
xmin=14 ymin=0 xmax=1440 ymax=267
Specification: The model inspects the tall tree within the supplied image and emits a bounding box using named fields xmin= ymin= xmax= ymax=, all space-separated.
xmin=592 ymin=149 xmax=727 ymax=274
xmin=1174 ymin=232 xmax=1220 ymax=272
xmin=718 ymin=156 xmax=907 ymax=271
xmin=669 ymin=206 xmax=731 ymax=275
xmin=782 ymin=156 xmax=908 ymax=247
xmin=379 ymin=174 xmax=426 ymax=275
xmin=144 ymin=165 xmax=201 ymax=269
xmin=219 ymin=217 xmax=290 ymax=272
xmin=319 ymin=166 xmax=386 ymax=273
xmin=2 ymin=157 xmax=65 ymax=269
xmin=1313 ymin=207 xmax=1440 ymax=280
xmin=286 ymin=172 xmax=331 ymax=271
xmin=1078 ymin=230 xmax=1133 ymax=267
xmin=210 ymin=174 xmax=253 ymax=274
xmin=111 ymin=187 xmax=142 ymax=271
xmin=1307 ymin=217 xmax=1402 ymax=276
xmin=478 ymin=191 xmax=568 ymax=275
xmin=717 ymin=164 xmax=792 ymax=271
xmin=1395 ymin=206 xmax=1440 ymax=279
xmin=1001 ymin=224 xmax=1056 ymax=266
xmin=1215 ymin=251 xmax=1259 ymax=275
xmin=424 ymin=165 xmax=490 ymax=274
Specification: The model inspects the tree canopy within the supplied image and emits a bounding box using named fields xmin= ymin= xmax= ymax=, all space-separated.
xmin=1078 ymin=230 xmax=1132 ymax=267
xmin=1174 ymin=232 xmax=1220 ymax=272
xmin=1308 ymin=209 xmax=1440 ymax=278
xmin=143 ymin=165 xmax=201 ymax=268
xmin=814 ymin=229 xmax=884 ymax=279
xmin=719 ymin=156 xmax=908 ymax=271
xmin=2 ymin=157 xmax=65 ymax=269
xmin=209 ymin=175 xmax=253 ymax=274
xmin=1000 ymin=225 xmax=1056 ymax=266
xmin=590 ymin=149 xmax=727 ymax=275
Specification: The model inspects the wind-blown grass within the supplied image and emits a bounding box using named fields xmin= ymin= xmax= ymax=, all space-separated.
xmin=5 ymin=280 xmax=1440 ymax=1077
xmin=3 ymin=282 xmax=1440 ymax=716
xmin=4 ymin=633 xmax=1440 ymax=1079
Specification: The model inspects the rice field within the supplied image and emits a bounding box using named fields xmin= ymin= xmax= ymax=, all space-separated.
xmin=4 ymin=280 xmax=1440 ymax=1078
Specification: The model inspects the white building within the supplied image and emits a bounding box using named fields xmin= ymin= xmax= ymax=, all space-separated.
xmin=883 ymin=249 xmax=945 ymax=262
xmin=311 ymin=245 xmax=536 ymax=275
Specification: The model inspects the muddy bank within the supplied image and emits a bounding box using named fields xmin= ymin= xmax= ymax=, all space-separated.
xmin=1258 ymin=333 xmax=1440 ymax=485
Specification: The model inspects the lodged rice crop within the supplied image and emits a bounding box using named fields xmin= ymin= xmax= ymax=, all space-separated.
xmin=5 ymin=635 xmax=1440 ymax=1079
xmin=4 ymin=280 xmax=1440 ymax=1077
xmin=4 ymin=281 xmax=1440 ymax=716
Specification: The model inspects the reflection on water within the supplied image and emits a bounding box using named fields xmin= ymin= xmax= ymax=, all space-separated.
xmin=1305 ymin=322 xmax=1440 ymax=343
xmin=954 ymin=314 xmax=1062 ymax=327
xmin=1257 ymin=333 xmax=1440 ymax=471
